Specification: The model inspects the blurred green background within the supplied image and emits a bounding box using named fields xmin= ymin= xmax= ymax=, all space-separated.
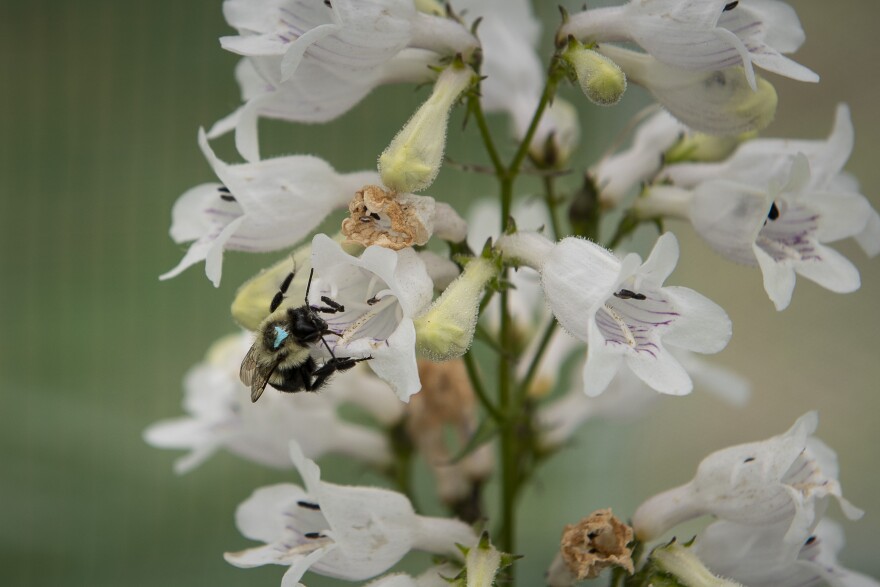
xmin=2 ymin=1 xmax=878 ymax=585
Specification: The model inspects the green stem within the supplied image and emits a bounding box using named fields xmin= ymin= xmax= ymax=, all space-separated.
xmin=542 ymin=174 xmax=563 ymax=240
xmin=507 ymin=62 xmax=558 ymax=177
xmin=463 ymin=350 xmax=504 ymax=424
xmin=516 ymin=319 xmax=558 ymax=401
xmin=469 ymin=94 xmax=505 ymax=176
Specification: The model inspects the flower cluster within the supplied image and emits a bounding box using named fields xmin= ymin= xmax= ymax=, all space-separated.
xmin=150 ymin=1 xmax=877 ymax=586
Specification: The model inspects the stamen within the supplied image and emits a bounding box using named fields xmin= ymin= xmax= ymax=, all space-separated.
xmin=723 ymin=1 xmax=738 ymax=11
xmin=767 ymin=202 xmax=780 ymax=221
xmin=336 ymin=295 xmax=396 ymax=346
xmin=614 ymin=288 xmax=646 ymax=301
xmin=297 ymin=500 xmax=321 ymax=510
xmin=603 ymin=304 xmax=636 ymax=347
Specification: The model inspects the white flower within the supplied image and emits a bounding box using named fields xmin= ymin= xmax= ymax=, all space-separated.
xmin=560 ymin=0 xmax=817 ymax=90
xmin=644 ymin=152 xmax=872 ymax=310
xmin=598 ymin=45 xmax=778 ymax=136
xmin=160 ymin=129 xmax=376 ymax=286
xmin=309 ymin=234 xmax=434 ymax=401
xmin=509 ymin=231 xmax=732 ymax=397
xmin=662 ymin=103 xmax=880 ymax=260
xmin=143 ymin=332 xmax=400 ymax=473
xmin=213 ymin=0 xmax=477 ymax=161
xmin=693 ymin=519 xmax=879 ymax=587
xmin=632 ymin=412 xmax=863 ymax=543
xmin=537 ymin=350 xmax=749 ymax=450
xmin=225 ymin=441 xmax=475 ymax=585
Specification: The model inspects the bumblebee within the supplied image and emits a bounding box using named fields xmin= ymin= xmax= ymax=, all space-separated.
xmin=240 ymin=267 xmax=368 ymax=402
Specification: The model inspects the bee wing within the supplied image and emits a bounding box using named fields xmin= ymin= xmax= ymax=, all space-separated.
xmin=240 ymin=344 xmax=276 ymax=403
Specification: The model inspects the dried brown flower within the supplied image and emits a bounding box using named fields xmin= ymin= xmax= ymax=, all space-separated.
xmin=560 ymin=509 xmax=634 ymax=580
xmin=341 ymin=185 xmax=432 ymax=249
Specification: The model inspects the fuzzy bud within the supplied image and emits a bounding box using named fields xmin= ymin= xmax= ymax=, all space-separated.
xmin=664 ymin=131 xmax=756 ymax=164
xmin=414 ymin=257 xmax=498 ymax=360
xmin=562 ymin=39 xmax=626 ymax=106
xmin=455 ymin=532 xmax=517 ymax=587
xmin=651 ymin=539 xmax=744 ymax=587
xmin=379 ymin=62 xmax=475 ymax=193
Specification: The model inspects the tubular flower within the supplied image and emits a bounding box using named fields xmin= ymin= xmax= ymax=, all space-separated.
xmin=641 ymin=152 xmax=873 ymax=310
xmin=692 ymin=518 xmax=880 ymax=587
xmin=660 ymin=103 xmax=880 ymax=259
xmin=212 ymin=0 xmax=478 ymax=161
xmin=599 ymin=45 xmax=778 ymax=136
xmin=160 ymin=129 xmax=376 ymax=286
xmin=144 ymin=333 xmax=397 ymax=472
xmin=499 ymin=231 xmax=732 ymax=397
xmin=225 ymin=441 xmax=475 ymax=585
xmin=308 ymin=234 xmax=434 ymax=401
xmin=632 ymin=412 xmax=863 ymax=543
xmin=560 ymin=0 xmax=817 ymax=90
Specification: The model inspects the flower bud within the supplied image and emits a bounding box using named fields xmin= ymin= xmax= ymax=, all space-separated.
xmin=651 ymin=539 xmax=744 ymax=587
xmin=562 ymin=39 xmax=626 ymax=106
xmin=664 ymin=130 xmax=756 ymax=165
xmin=414 ymin=257 xmax=498 ymax=360
xmin=379 ymin=61 xmax=475 ymax=193
xmin=455 ymin=532 xmax=516 ymax=587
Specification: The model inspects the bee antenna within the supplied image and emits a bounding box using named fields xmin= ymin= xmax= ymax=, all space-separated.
xmin=304 ymin=268 xmax=315 ymax=305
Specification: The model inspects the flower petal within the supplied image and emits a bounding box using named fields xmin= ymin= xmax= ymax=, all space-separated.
xmin=356 ymin=317 xmax=421 ymax=401
xmin=582 ymin=330 xmax=624 ymax=397
xmin=235 ymin=483 xmax=310 ymax=543
xmin=793 ymin=244 xmax=861 ymax=294
xmin=636 ymin=232 xmax=679 ymax=288
xmin=754 ymin=244 xmax=797 ymax=310
xmin=662 ymin=286 xmax=732 ymax=353
xmin=543 ymin=238 xmax=620 ymax=341
xmin=626 ymin=342 xmax=693 ymax=396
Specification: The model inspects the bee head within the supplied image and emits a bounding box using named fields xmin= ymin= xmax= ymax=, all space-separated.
xmin=286 ymin=306 xmax=328 ymax=344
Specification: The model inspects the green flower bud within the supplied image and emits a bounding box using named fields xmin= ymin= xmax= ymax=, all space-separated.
xmin=664 ymin=131 xmax=756 ymax=165
xmin=651 ymin=539 xmax=744 ymax=587
xmin=379 ymin=61 xmax=475 ymax=193
xmin=562 ymin=39 xmax=627 ymax=106
xmin=414 ymin=257 xmax=498 ymax=360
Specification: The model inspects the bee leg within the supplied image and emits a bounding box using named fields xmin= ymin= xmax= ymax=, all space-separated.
xmin=270 ymin=269 xmax=296 ymax=312
xmin=310 ymin=356 xmax=372 ymax=388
